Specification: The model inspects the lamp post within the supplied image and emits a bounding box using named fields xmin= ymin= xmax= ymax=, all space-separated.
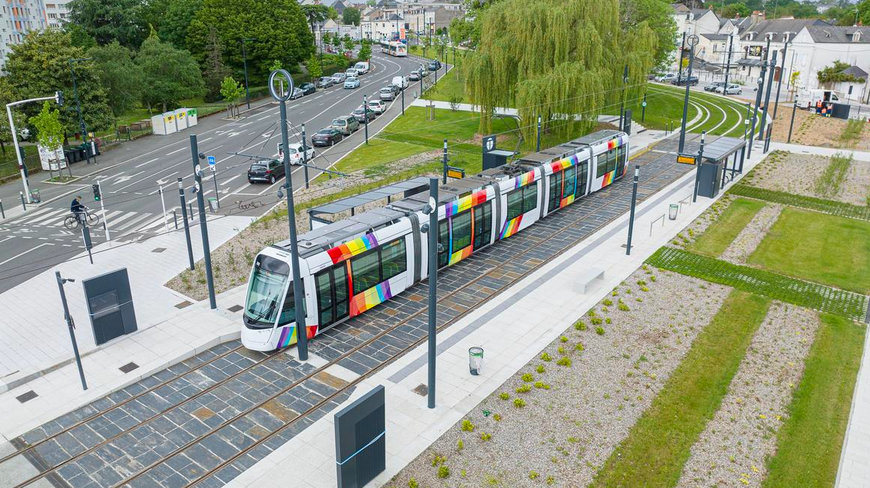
xmin=759 ymin=50 xmax=777 ymax=142
xmin=748 ymin=64 xmax=766 ymax=159
xmin=56 ymin=272 xmax=87 ymax=391
xmin=7 ymin=91 xmax=63 ymax=203
xmin=724 ymin=34 xmax=733 ymax=91
xmin=270 ymin=69 xmax=308 ymax=361
xmin=787 ymin=98 xmax=798 ymax=143
xmin=620 ymin=64 xmax=628 ymax=132
xmin=678 ymin=34 xmax=699 ymax=153
xmin=773 ymin=38 xmax=791 ymax=120
xmin=241 ymin=38 xmax=257 ymax=110
xmin=69 ymin=58 xmax=93 ymax=165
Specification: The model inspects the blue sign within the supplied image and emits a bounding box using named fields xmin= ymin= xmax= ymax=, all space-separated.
xmin=207 ymin=155 xmax=216 ymax=166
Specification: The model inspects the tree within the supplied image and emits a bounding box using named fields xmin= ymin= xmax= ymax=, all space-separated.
xmin=66 ymin=23 xmax=97 ymax=50
xmin=220 ymin=76 xmax=245 ymax=117
xmin=322 ymin=31 xmax=332 ymax=47
xmin=269 ymin=59 xmax=284 ymax=71
xmin=358 ymin=40 xmax=372 ymax=61
xmin=302 ymin=4 xmax=330 ymax=46
xmin=449 ymin=17 xmax=476 ymax=46
xmin=188 ymin=0 xmax=314 ymax=84
xmin=343 ymin=34 xmax=355 ymax=52
xmin=620 ymin=0 xmax=677 ymax=71
xmin=137 ymin=32 xmax=205 ymax=113
xmin=67 ymin=0 xmax=148 ymax=48
xmin=0 ymin=78 xmax=26 ymax=154
xmin=202 ymin=28 xmax=231 ymax=102
xmin=327 ymin=7 xmax=339 ymax=20
xmin=158 ymin=0 xmax=202 ymax=49
xmin=343 ymin=7 xmax=361 ymax=26
xmin=31 ymin=101 xmax=65 ymax=150
xmin=307 ymin=53 xmax=323 ymax=79
xmin=5 ymin=30 xmax=113 ymax=136
xmin=718 ymin=3 xmax=751 ymax=19
xmin=88 ymin=42 xmax=143 ymax=119
xmin=818 ymin=60 xmax=866 ymax=87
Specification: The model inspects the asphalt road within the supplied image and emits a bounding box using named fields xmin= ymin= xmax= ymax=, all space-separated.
xmin=0 ymin=52 xmax=442 ymax=293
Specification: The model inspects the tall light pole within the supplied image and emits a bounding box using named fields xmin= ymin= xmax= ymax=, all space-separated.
xmin=241 ymin=38 xmax=257 ymax=110
xmin=69 ymin=58 xmax=92 ymax=164
xmin=678 ymin=34 xmax=699 ymax=154
xmin=773 ymin=37 xmax=791 ymax=120
xmin=620 ymin=64 xmax=629 ymax=132
xmin=270 ymin=69 xmax=308 ymax=361
xmin=724 ymin=34 xmax=733 ymax=91
xmin=759 ymin=50 xmax=777 ymax=143
xmin=56 ymin=272 xmax=87 ymax=391
xmin=7 ymin=91 xmax=63 ymax=203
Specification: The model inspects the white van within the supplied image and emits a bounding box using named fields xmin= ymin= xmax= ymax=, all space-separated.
xmin=797 ymin=89 xmax=840 ymax=109
xmin=354 ymin=61 xmax=370 ymax=74
xmin=391 ymin=75 xmax=408 ymax=90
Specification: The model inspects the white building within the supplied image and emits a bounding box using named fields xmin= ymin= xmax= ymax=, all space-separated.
xmin=789 ymin=25 xmax=870 ymax=103
xmin=0 ymin=0 xmax=48 ymax=71
xmin=44 ymin=0 xmax=70 ymax=28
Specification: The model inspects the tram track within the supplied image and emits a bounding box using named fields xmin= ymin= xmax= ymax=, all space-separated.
xmin=12 ymin=148 xmax=687 ymax=488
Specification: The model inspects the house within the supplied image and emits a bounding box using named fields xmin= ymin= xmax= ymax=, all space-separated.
xmin=789 ymin=25 xmax=870 ymax=103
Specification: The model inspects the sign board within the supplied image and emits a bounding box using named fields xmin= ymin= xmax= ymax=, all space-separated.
xmin=37 ymin=143 xmax=67 ymax=171
xmin=335 ymin=385 xmax=385 ymax=488
xmin=447 ymin=167 xmax=465 ymax=179
xmin=748 ymin=45 xmax=763 ymax=57
xmin=207 ymin=155 xmax=216 ymax=166
xmin=83 ymin=268 xmax=138 ymax=346
xmin=677 ymin=153 xmax=697 ymax=165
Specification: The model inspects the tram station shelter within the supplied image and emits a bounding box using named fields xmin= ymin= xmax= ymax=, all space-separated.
xmin=307 ymin=177 xmax=430 ymax=229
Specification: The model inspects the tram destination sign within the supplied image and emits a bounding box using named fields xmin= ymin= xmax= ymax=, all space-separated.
xmin=677 ymin=153 xmax=698 ymax=165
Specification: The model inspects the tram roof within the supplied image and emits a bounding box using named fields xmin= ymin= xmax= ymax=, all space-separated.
xmin=517 ymin=129 xmax=625 ymax=166
xmin=699 ymin=136 xmax=746 ymax=162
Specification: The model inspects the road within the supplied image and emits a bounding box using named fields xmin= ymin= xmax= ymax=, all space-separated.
xmin=0 ymin=52 xmax=441 ymax=293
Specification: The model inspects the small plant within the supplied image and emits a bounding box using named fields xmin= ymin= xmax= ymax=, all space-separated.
xmin=480 ymin=432 xmax=491 ymax=441
xmin=522 ymin=373 xmax=534 ymax=382
xmin=536 ymin=364 xmax=546 ymax=374
xmin=557 ymin=357 xmax=571 ymax=367
xmin=575 ymin=342 xmax=585 ymax=352
xmin=605 ymin=317 xmax=612 ymax=324
xmin=636 ymin=297 xmax=643 ymax=302
xmin=514 ymin=398 xmax=526 ymax=408
xmin=499 ymin=392 xmax=510 ymax=400
xmin=529 ymin=471 xmax=540 ymax=480
xmin=408 ymin=478 xmax=419 ymax=488
xmin=557 ymin=346 xmax=566 ymax=355
xmin=640 ymin=286 xmax=650 ymax=292
xmin=457 ymin=439 xmax=464 ymax=450
xmin=534 ymin=381 xmax=551 ymax=389
xmin=438 ymin=465 xmax=450 ymax=479
xmin=575 ymin=321 xmax=587 ymax=331
xmin=461 ymin=419 xmax=475 ymax=432
xmin=618 ymin=302 xmax=630 ymax=311
xmin=431 ymin=454 xmax=447 ymax=466
xmin=636 ymin=280 xmax=647 ymax=286
xmin=590 ymin=317 xmax=603 ymax=325
xmin=516 ymin=384 xmax=532 ymax=393
xmin=567 ymin=436 xmax=578 ymax=443
xmin=649 ymin=275 xmax=657 ymax=282
xmin=603 ymin=298 xmax=613 ymax=306
xmin=560 ymin=335 xmax=569 ymax=343
xmin=546 ymin=475 xmax=555 ymax=485
xmin=587 ymin=309 xmax=597 ymax=317
xmin=596 ymin=326 xmax=605 ymax=335
xmin=493 ymin=413 xmax=502 ymax=421
xmin=541 ymin=352 xmax=552 ymax=362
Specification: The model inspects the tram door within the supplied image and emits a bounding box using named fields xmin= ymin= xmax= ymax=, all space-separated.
xmin=547 ymin=167 xmax=577 ymax=213
xmin=616 ymin=144 xmax=627 ymax=178
xmin=315 ymin=264 xmax=349 ymax=329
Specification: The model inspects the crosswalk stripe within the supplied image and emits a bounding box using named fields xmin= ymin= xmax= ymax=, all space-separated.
xmin=137 ymin=216 xmax=167 ymax=233
xmin=106 ymin=211 xmax=140 ymax=226
xmin=113 ymin=213 xmax=155 ymax=233
xmin=22 ymin=206 xmax=58 ymax=220
xmin=28 ymin=208 xmax=68 ymax=225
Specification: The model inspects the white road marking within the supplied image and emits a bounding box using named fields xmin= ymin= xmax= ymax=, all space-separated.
xmin=167 ymin=147 xmax=186 ymax=155
xmin=0 ymin=243 xmax=50 ymax=267
xmin=134 ymin=157 xmax=159 ymax=168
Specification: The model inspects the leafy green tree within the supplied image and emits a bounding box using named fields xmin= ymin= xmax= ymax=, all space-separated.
xmin=137 ymin=32 xmax=205 ymax=113
xmin=65 ymin=23 xmax=97 ymax=50
xmin=0 ymin=78 xmax=26 ymax=154
xmin=220 ymin=76 xmax=245 ymax=116
xmin=187 ymin=0 xmax=314 ymax=84
xmin=269 ymin=59 xmax=284 ymax=71
xmin=158 ymin=0 xmax=202 ymax=49
xmin=449 ymin=17 xmax=476 ymax=46
xmin=4 ymin=30 xmax=112 ymax=136
xmin=302 ymin=4 xmax=330 ymax=45
xmin=327 ymin=7 xmax=339 ymax=20
xmin=88 ymin=41 xmax=143 ymax=118
xmin=307 ymin=53 xmax=323 ymax=79
xmin=859 ymin=0 xmax=870 ymax=25
xmin=31 ymin=101 xmax=64 ymax=150
xmin=343 ymin=7 xmax=361 ymax=26
xmin=818 ymin=60 xmax=867 ymax=87
xmin=358 ymin=40 xmax=371 ymax=61
xmin=322 ymin=31 xmax=332 ymax=47
xmin=620 ymin=0 xmax=677 ymax=71
xmin=201 ymin=28 xmax=231 ymax=102
xmin=67 ymin=0 xmax=148 ymax=48
xmin=343 ymin=34 xmax=354 ymax=52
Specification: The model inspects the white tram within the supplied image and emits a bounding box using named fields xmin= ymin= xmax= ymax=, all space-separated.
xmin=380 ymin=40 xmax=408 ymax=57
xmin=241 ymin=130 xmax=629 ymax=351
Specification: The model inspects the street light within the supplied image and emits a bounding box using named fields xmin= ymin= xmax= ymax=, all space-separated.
xmin=68 ymin=57 xmax=93 ymax=165
xmin=241 ymin=38 xmax=257 ymax=110
xmin=678 ymin=34 xmax=698 ymax=153
xmin=7 ymin=91 xmax=64 ymax=203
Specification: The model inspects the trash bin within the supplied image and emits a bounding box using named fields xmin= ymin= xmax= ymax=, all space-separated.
xmin=468 ymin=347 xmax=484 ymax=376
xmin=208 ymin=197 xmax=219 ymax=212
xmin=668 ymin=204 xmax=679 ymax=220
xmin=30 ymin=189 xmax=41 ymax=203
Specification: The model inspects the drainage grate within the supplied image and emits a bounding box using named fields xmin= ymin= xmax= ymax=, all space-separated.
xmin=413 ymin=384 xmax=428 ymax=396
xmin=228 ymin=305 xmax=243 ymax=313
xmin=151 ymin=247 xmax=167 ymax=253
xmin=119 ymin=362 xmax=139 ymax=373
xmin=16 ymin=390 xmax=37 ymax=403
xmin=175 ymin=301 xmax=192 ymax=309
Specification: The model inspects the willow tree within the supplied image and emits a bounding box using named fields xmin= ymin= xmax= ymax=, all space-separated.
xmin=464 ymin=0 xmax=658 ymax=141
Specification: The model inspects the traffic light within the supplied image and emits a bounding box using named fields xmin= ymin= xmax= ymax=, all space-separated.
xmin=92 ymin=183 xmax=101 ymax=201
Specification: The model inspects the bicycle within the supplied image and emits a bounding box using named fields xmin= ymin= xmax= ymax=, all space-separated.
xmin=63 ymin=207 xmax=100 ymax=230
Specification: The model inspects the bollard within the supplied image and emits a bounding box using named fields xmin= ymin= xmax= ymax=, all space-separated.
xmin=173 ymin=210 xmax=178 ymax=230
xmin=0 ymin=199 xmax=4 ymax=219
xmin=189 ymin=203 xmax=194 ymax=220
xmin=19 ymin=191 xmax=26 ymax=211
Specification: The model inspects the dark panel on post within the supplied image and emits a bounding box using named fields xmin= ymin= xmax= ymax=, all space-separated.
xmin=82 ymin=268 xmax=137 ymax=345
xmin=696 ymin=162 xmax=723 ymax=199
xmin=622 ymin=109 xmax=632 ymax=136
xmin=335 ymin=385 xmax=385 ymax=488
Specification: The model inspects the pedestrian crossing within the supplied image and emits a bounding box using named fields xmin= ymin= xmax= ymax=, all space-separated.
xmin=13 ymin=206 xmax=170 ymax=237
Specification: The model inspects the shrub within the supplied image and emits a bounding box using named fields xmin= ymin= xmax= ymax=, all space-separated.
xmin=499 ymin=392 xmax=510 ymax=400
xmin=534 ymin=381 xmax=551 ymax=390
xmin=557 ymin=357 xmax=572 ymax=367
xmin=590 ymin=317 xmax=603 ymax=325
xmin=536 ymin=364 xmax=546 ymax=374
xmin=605 ymin=317 xmax=612 ymax=324
xmin=409 ymin=478 xmax=419 ymax=488
xmin=461 ymin=419 xmax=474 ymax=432
xmin=618 ymin=302 xmax=630 ymax=311
xmin=596 ymin=326 xmax=605 ymax=335
xmin=560 ymin=335 xmax=568 ymax=343
xmin=603 ymin=299 xmax=613 ymax=306
xmin=432 ymin=455 xmax=446 ymax=466
xmin=480 ymin=432 xmax=491 ymax=441
xmin=521 ymin=373 xmax=534 ymax=382
xmin=541 ymin=352 xmax=552 ymax=362
xmin=457 ymin=439 xmax=464 ymax=450
xmin=529 ymin=471 xmax=540 ymax=480
xmin=493 ymin=413 xmax=502 ymax=421
xmin=516 ymin=384 xmax=531 ymax=393
xmin=546 ymin=475 xmax=555 ymax=485
xmin=575 ymin=342 xmax=585 ymax=352
xmin=514 ymin=398 xmax=526 ymax=408
xmin=438 ymin=465 xmax=450 ymax=478
xmin=557 ymin=346 xmax=566 ymax=355
xmin=575 ymin=321 xmax=587 ymax=331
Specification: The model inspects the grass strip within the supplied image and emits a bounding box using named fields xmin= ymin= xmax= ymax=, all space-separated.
xmin=689 ymin=198 xmax=766 ymax=257
xmin=764 ymin=313 xmax=865 ymax=488
xmin=729 ymin=184 xmax=870 ymax=221
xmin=814 ymin=153 xmax=852 ymax=198
xmin=592 ymin=290 xmax=770 ymax=487
xmin=647 ymin=247 xmax=868 ymax=320
xmin=839 ymin=119 xmax=864 ymax=147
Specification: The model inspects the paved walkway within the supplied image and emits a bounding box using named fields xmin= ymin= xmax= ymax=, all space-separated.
xmin=227 ymin=134 xmax=771 ymax=488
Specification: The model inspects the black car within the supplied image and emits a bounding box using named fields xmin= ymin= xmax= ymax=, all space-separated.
xmin=311 ymin=128 xmax=343 ymax=146
xmin=671 ymin=76 xmax=699 ymax=86
xmin=428 ymin=60 xmax=441 ymax=71
xmin=299 ymin=82 xmax=316 ymax=95
xmin=247 ymin=159 xmax=284 ymax=184
xmin=352 ymin=106 xmax=377 ymax=123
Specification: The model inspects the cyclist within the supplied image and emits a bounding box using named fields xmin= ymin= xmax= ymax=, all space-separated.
xmin=70 ymin=195 xmax=86 ymax=226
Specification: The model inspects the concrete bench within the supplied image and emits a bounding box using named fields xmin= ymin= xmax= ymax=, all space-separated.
xmin=577 ymin=267 xmax=605 ymax=294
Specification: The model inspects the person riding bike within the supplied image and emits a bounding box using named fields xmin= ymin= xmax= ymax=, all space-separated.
xmin=70 ymin=195 xmax=86 ymax=226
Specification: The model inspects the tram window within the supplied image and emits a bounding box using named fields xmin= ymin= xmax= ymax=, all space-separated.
xmin=618 ymin=145 xmax=627 ymax=166
xmin=576 ymin=161 xmax=588 ymax=196
xmin=334 ymin=265 xmax=348 ymax=318
xmin=523 ymin=182 xmax=538 ymax=213
xmin=351 ymin=250 xmax=380 ymax=295
xmin=548 ymin=170 xmax=563 ymax=212
xmin=381 ymin=238 xmax=407 ymax=282
xmin=277 ymin=286 xmax=306 ymax=325
xmin=596 ymin=155 xmax=608 ymax=178
xmin=506 ymin=188 xmax=523 ymax=221
xmin=473 ymin=202 xmax=492 ymax=250
xmin=316 ymin=271 xmax=333 ymax=326
xmin=608 ymin=149 xmax=618 ymax=173
xmin=564 ymin=167 xmax=576 ymax=198
xmin=452 ymin=211 xmax=472 ymax=253
xmin=438 ymin=220 xmax=450 ymax=267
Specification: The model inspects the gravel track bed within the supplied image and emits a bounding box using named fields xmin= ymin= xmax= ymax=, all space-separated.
xmin=744 ymin=151 xmax=870 ymax=206
xmin=841 ymin=159 xmax=870 ymax=206
xmin=390 ymin=269 xmax=730 ymax=488
xmin=670 ymin=195 xmax=734 ymax=249
xmin=720 ymin=204 xmax=782 ymax=264
xmin=676 ymin=302 xmax=820 ymax=488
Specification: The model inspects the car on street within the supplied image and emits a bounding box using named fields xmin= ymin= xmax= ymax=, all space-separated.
xmin=311 ymin=128 xmax=343 ymax=146
xmin=317 ymin=77 xmax=334 ymax=89
xmin=671 ymin=75 xmax=699 ymax=86
xmin=344 ymin=76 xmax=360 ymax=89
xmin=715 ymin=83 xmax=743 ymax=95
xmin=367 ymin=99 xmax=386 ymax=114
xmin=409 ymin=70 xmax=421 ymax=81
xmin=247 ymin=159 xmax=284 ymax=184
xmin=331 ymin=115 xmax=360 ymax=135
xmin=345 ymin=68 xmax=359 ymax=78
xmin=428 ymin=60 xmax=441 ymax=71
xmin=289 ymin=87 xmax=305 ymax=100
xmin=331 ymin=72 xmax=347 ymax=84
xmin=354 ymin=61 xmax=370 ymax=74
xmin=279 ymin=142 xmax=315 ymax=165
xmin=704 ymin=81 xmax=726 ymax=92
xmin=392 ymin=75 xmax=408 ymax=90
xmin=299 ymin=82 xmax=316 ymax=95
xmin=379 ymin=86 xmax=397 ymax=101
xmin=655 ymin=73 xmax=678 ymax=83
xmin=352 ymin=106 xmax=377 ymax=123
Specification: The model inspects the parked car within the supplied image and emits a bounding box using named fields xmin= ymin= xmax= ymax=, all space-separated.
xmin=392 ymin=75 xmax=408 ymax=90
xmin=345 ymin=68 xmax=359 ymax=78
xmin=289 ymin=87 xmax=305 ymax=100
xmin=367 ymin=99 xmax=386 ymax=114
xmin=278 ymin=142 xmax=315 ymax=166
xmin=344 ymin=76 xmax=360 ymax=89
xmin=714 ymin=83 xmax=742 ymax=95
xmin=354 ymin=61 xmax=370 ymax=74
xmin=704 ymin=81 xmax=726 ymax=92
xmin=331 ymin=115 xmax=360 ymax=135
xmin=299 ymin=82 xmax=316 ymax=95
xmin=409 ymin=70 xmax=421 ymax=81
xmin=317 ymin=77 xmax=334 ymax=89
xmin=428 ymin=60 xmax=441 ymax=71
xmin=379 ymin=86 xmax=397 ymax=101
xmin=331 ymin=72 xmax=347 ymax=84
xmin=247 ymin=159 xmax=284 ymax=184
xmin=672 ymin=75 xmax=699 ymax=86
xmin=352 ymin=106 xmax=377 ymax=123
xmin=656 ymin=73 xmax=678 ymax=83
xmin=311 ymin=128 xmax=343 ymax=146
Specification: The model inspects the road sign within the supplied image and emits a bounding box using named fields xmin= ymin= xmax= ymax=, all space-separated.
xmin=677 ymin=153 xmax=697 ymax=165
xmin=207 ymin=155 xmax=216 ymax=166
xmin=446 ymin=166 xmax=465 ymax=179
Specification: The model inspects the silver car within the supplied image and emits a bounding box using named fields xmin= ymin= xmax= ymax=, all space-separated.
xmin=331 ymin=72 xmax=347 ymax=84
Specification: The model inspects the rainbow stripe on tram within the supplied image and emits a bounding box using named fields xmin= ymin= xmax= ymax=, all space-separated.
xmin=601 ymin=171 xmax=615 ymax=188
xmin=327 ymin=233 xmax=378 ymax=264
xmin=515 ymin=170 xmax=536 ymax=188
xmin=350 ymin=281 xmax=393 ymax=316
xmin=550 ymin=154 xmax=577 ymax=173
xmin=275 ymin=324 xmax=318 ymax=349
xmin=444 ymin=189 xmax=488 ymax=218
xmin=500 ymin=215 xmax=523 ymax=239
xmin=448 ymin=246 xmax=473 ymax=265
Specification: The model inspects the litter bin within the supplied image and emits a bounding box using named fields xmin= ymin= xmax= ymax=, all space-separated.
xmin=29 ymin=189 xmax=41 ymax=203
xmin=208 ymin=197 xmax=219 ymax=212
xmin=668 ymin=204 xmax=678 ymax=220
xmin=468 ymin=347 xmax=484 ymax=376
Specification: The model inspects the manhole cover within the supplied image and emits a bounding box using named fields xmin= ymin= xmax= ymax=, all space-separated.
xmin=175 ymin=301 xmax=192 ymax=309
xmin=16 ymin=390 xmax=38 ymax=403
xmin=228 ymin=305 xmax=243 ymax=313
xmin=119 ymin=362 xmax=139 ymax=373
xmin=413 ymin=384 xmax=428 ymax=396
xmin=151 ymin=247 xmax=166 ymax=253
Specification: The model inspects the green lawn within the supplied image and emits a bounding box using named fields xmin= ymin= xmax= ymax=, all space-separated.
xmin=335 ymin=138 xmax=432 ymax=174
xmin=626 ymin=84 xmax=750 ymax=137
xmin=592 ymin=290 xmax=771 ymax=487
xmin=749 ymin=208 xmax=870 ymax=293
xmin=690 ymin=198 xmax=766 ymax=256
xmin=764 ymin=314 xmax=865 ymax=488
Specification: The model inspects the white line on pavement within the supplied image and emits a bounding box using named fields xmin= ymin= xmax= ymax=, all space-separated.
xmin=167 ymin=147 xmax=186 ymax=155
xmin=134 ymin=157 xmax=159 ymax=169
xmin=0 ymin=243 xmax=50 ymax=267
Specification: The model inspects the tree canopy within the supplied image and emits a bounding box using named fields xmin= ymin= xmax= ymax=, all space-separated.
xmin=31 ymin=101 xmax=65 ymax=150
xmin=67 ymin=0 xmax=149 ymax=48
xmin=158 ymin=0 xmax=203 ymax=49
xmin=620 ymin=0 xmax=676 ymax=70
xmin=137 ymin=32 xmax=205 ymax=112
xmin=88 ymin=41 xmax=144 ymax=118
xmin=818 ymin=60 xmax=866 ymax=86
xmin=187 ymin=0 xmax=314 ymax=85
xmin=343 ymin=7 xmax=361 ymax=26
xmin=464 ymin=0 xmax=658 ymax=138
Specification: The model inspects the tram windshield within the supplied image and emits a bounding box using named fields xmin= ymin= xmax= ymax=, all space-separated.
xmin=245 ymin=255 xmax=290 ymax=329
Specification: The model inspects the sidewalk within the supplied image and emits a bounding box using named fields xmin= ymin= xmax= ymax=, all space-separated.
xmin=226 ymin=127 xmax=770 ymax=488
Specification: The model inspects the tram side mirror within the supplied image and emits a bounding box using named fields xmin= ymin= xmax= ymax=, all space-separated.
xmin=421 ymin=223 xmax=429 ymax=233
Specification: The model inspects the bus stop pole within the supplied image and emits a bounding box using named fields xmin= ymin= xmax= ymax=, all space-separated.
xmin=427 ymin=177 xmax=438 ymax=409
